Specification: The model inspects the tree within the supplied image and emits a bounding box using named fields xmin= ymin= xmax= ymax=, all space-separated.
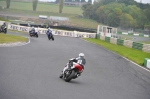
xmin=32 ymin=0 xmax=38 ymax=11
xmin=6 ymin=0 xmax=11 ymax=8
xmin=96 ymin=6 xmax=105 ymax=23
xmin=88 ymin=0 xmax=92 ymax=3
xmin=144 ymin=7 xmax=150 ymax=21
xmin=96 ymin=3 xmax=123 ymax=24
xmin=55 ymin=0 xmax=59 ymax=3
xmin=59 ymin=0 xmax=64 ymax=13
xmin=107 ymin=8 xmax=122 ymax=27
xmin=135 ymin=11 xmax=148 ymax=29
xmin=124 ymin=5 xmax=141 ymax=19
xmin=144 ymin=24 xmax=150 ymax=34
xmin=82 ymin=4 xmax=95 ymax=19
xmin=118 ymin=0 xmax=136 ymax=5
xmin=68 ymin=0 xmax=72 ymax=2
xmin=81 ymin=0 xmax=150 ymax=29
xmin=101 ymin=0 xmax=116 ymax=5
xmin=120 ymin=13 xmax=134 ymax=28
xmin=75 ymin=0 xmax=80 ymax=2
xmin=81 ymin=0 xmax=85 ymax=2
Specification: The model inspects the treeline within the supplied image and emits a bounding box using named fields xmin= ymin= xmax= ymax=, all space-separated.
xmin=82 ymin=0 xmax=150 ymax=30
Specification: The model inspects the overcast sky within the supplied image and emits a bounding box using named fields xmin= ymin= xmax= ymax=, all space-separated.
xmin=135 ymin=0 xmax=150 ymax=3
xmin=39 ymin=0 xmax=150 ymax=3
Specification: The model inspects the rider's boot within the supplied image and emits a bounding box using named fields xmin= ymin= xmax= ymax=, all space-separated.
xmin=59 ymin=71 xmax=63 ymax=78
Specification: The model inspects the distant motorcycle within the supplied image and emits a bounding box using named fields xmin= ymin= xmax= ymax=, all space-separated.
xmin=0 ymin=26 xmax=7 ymax=34
xmin=47 ymin=32 xmax=54 ymax=41
xmin=59 ymin=61 xmax=84 ymax=82
xmin=29 ymin=30 xmax=38 ymax=38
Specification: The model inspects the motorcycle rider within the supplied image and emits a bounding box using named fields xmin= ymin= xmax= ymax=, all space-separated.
xmin=1 ymin=22 xmax=6 ymax=31
xmin=30 ymin=26 xmax=36 ymax=34
xmin=60 ymin=53 xmax=86 ymax=77
xmin=46 ymin=27 xmax=52 ymax=35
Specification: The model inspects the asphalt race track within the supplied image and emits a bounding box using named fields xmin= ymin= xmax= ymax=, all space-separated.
xmin=0 ymin=31 xmax=150 ymax=99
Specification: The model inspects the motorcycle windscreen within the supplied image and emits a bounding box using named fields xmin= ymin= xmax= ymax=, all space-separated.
xmin=74 ymin=64 xmax=83 ymax=72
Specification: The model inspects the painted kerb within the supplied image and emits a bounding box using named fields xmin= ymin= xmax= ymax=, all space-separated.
xmin=144 ymin=58 xmax=150 ymax=69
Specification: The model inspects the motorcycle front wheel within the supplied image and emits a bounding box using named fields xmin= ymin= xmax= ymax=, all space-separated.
xmin=48 ymin=35 xmax=50 ymax=40
xmin=64 ymin=70 xmax=75 ymax=82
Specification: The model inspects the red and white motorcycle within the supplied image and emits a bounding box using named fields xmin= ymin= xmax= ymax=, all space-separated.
xmin=59 ymin=62 xmax=84 ymax=82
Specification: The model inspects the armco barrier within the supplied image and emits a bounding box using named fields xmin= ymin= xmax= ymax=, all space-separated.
xmin=7 ymin=24 xmax=96 ymax=38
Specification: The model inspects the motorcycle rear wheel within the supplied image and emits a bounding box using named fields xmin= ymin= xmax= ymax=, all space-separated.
xmin=4 ymin=29 xmax=7 ymax=34
xmin=30 ymin=33 xmax=32 ymax=37
xmin=48 ymin=36 xmax=50 ymax=40
xmin=36 ymin=34 xmax=38 ymax=38
xmin=52 ymin=36 xmax=54 ymax=41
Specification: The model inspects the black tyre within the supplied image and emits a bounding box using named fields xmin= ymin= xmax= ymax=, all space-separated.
xmin=52 ymin=36 xmax=54 ymax=41
xmin=36 ymin=34 xmax=38 ymax=38
xmin=64 ymin=70 xmax=75 ymax=82
xmin=48 ymin=36 xmax=50 ymax=40
xmin=59 ymin=72 xmax=63 ymax=78
xmin=4 ymin=29 xmax=7 ymax=34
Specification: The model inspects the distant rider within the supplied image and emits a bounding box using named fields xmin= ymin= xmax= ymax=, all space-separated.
xmin=1 ymin=22 xmax=6 ymax=31
xmin=30 ymin=26 xmax=36 ymax=34
xmin=46 ymin=27 xmax=52 ymax=36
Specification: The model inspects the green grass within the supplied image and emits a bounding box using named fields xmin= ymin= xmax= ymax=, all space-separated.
xmin=0 ymin=1 xmax=99 ymax=29
xmin=84 ymin=38 xmax=150 ymax=66
xmin=0 ymin=33 xmax=27 ymax=43
xmin=0 ymin=1 xmax=83 ymax=15
xmin=0 ymin=17 xmax=9 ymax=21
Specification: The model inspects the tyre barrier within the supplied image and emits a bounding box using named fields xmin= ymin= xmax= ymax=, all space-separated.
xmin=96 ymin=34 xmax=150 ymax=53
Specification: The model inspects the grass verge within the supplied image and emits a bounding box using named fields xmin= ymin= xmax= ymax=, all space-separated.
xmin=0 ymin=1 xmax=99 ymax=29
xmin=84 ymin=38 xmax=150 ymax=66
xmin=0 ymin=33 xmax=27 ymax=43
xmin=0 ymin=1 xmax=83 ymax=15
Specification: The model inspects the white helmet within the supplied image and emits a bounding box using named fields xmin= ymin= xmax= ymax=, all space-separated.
xmin=79 ymin=53 xmax=84 ymax=57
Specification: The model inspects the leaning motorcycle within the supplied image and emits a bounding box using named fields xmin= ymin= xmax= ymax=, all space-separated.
xmin=59 ymin=62 xmax=84 ymax=82
xmin=0 ymin=26 xmax=7 ymax=34
xmin=29 ymin=30 xmax=38 ymax=38
xmin=47 ymin=33 xmax=54 ymax=41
